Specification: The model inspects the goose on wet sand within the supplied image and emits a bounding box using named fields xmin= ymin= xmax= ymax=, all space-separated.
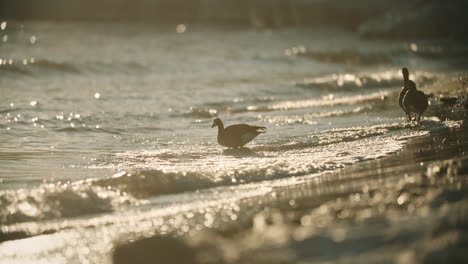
xmin=211 ymin=118 xmax=266 ymax=148
xmin=398 ymin=67 xmax=411 ymax=121
xmin=402 ymin=80 xmax=428 ymax=122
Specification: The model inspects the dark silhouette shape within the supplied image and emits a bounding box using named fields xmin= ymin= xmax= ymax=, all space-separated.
xmin=211 ymin=118 xmax=266 ymax=148
xmin=440 ymin=97 xmax=457 ymax=105
xmin=398 ymin=67 xmax=411 ymax=121
xmin=402 ymin=80 xmax=428 ymax=122
xmin=113 ymin=236 xmax=196 ymax=264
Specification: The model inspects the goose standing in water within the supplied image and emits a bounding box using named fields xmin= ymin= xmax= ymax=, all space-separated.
xmin=211 ymin=118 xmax=266 ymax=148
xmin=398 ymin=67 xmax=411 ymax=121
xmin=402 ymin=80 xmax=428 ymax=122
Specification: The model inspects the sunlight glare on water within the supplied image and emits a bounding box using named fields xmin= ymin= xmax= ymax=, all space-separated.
xmin=0 ymin=17 xmax=466 ymax=264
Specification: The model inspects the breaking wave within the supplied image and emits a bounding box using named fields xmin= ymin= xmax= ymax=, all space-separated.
xmin=0 ymin=58 xmax=149 ymax=77
xmin=183 ymin=91 xmax=392 ymax=117
xmin=296 ymin=71 xmax=438 ymax=91
xmin=0 ymin=184 xmax=136 ymax=226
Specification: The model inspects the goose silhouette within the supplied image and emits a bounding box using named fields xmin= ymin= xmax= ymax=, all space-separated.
xmin=402 ymin=80 xmax=428 ymax=122
xmin=211 ymin=118 xmax=266 ymax=148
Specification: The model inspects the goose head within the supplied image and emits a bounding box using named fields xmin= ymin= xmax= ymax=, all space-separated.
xmin=402 ymin=67 xmax=409 ymax=79
xmin=211 ymin=118 xmax=222 ymax=128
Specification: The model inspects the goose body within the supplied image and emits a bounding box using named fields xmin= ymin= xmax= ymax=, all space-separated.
xmin=211 ymin=118 xmax=266 ymax=148
xmin=402 ymin=80 xmax=428 ymax=122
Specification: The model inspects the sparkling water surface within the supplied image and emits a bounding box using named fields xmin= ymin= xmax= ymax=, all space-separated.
xmin=0 ymin=22 xmax=465 ymax=263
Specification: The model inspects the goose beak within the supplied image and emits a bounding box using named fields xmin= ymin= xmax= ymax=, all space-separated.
xmin=211 ymin=123 xmax=216 ymax=128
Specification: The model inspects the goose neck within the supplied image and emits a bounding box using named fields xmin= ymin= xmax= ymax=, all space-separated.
xmin=217 ymin=122 xmax=224 ymax=132
xmin=403 ymin=73 xmax=409 ymax=86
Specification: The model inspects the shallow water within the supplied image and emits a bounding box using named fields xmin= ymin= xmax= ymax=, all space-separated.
xmin=0 ymin=22 xmax=467 ymax=263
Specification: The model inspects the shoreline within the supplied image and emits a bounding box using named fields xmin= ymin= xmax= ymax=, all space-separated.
xmin=112 ymin=81 xmax=468 ymax=263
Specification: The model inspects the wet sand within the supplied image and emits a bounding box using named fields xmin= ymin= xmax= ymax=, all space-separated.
xmin=112 ymin=77 xmax=468 ymax=264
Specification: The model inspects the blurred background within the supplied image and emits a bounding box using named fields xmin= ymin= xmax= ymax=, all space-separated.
xmin=1 ymin=0 xmax=468 ymax=40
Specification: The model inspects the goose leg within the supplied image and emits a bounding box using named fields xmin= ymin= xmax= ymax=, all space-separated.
xmin=407 ymin=113 xmax=412 ymax=122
